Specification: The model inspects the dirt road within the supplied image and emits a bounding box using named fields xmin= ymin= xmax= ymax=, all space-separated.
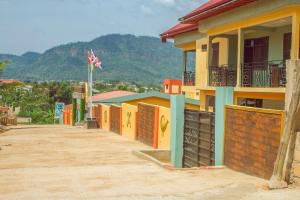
xmin=0 ymin=125 xmax=299 ymax=199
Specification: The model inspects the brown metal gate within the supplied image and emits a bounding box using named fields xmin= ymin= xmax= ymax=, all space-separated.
xmin=110 ymin=106 xmax=121 ymax=134
xmin=137 ymin=104 xmax=156 ymax=147
xmin=183 ymin=109 xmax=215 ymax=168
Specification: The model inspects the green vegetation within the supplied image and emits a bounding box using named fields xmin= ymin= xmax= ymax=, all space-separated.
xmin=0 ymin=60 xmax=11 ymax=77
xmin=0 ymin=81 xmax=73 ymax=124
xmin=0 ymin=34 xmax=182 ymax=85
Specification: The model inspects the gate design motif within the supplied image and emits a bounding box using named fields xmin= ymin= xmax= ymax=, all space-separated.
xmin=183 ymin=109 xmax=215 ymax=168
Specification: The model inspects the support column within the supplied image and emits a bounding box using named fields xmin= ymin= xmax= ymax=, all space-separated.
xmin=215 ymin=87 xmax=234 ymax=165
xmin=207 ymin=36 xmax=213 ymax=86
xmin=170 ymin=95 xmax=185 ymax=168
xmin=237 ymin=28 xmax=244 ymax=87
xmin=182 ymin=51 xmax=187 ymax=84
xmin=291 ymin=13 xmax=300 ymax=60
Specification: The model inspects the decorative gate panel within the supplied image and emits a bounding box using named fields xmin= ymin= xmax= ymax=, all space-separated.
xmin=110 ymin=106 xmax=121 ymax=134
xmin=137 ymin=104 xmax=156 ymax=147
xmin=183 ymin=109 xmax=215 ymax=168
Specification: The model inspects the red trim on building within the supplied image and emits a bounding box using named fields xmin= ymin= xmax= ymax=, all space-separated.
xmin=160 ymin=0 xmax=257 ymax=41
xmin=160 ymin=23 xmax=198 ymax=42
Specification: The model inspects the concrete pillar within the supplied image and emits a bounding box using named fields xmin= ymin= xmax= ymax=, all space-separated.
xmin=182 ymin=51 xmax=187 ymax=84
xmin=291 ymin=13 xmax=300 ymax=60
xmin=207 ymin=36 xmax=213 ymax=85
xmin=215 ymin=87 xmax=234 ymax=165
xmin=237 ymin=28 xmax=244 ymax=87
xmin=170 ymin=95 xmax=185 ymax=168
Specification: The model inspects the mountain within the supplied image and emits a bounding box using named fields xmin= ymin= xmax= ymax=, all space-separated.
xmin=1 ymin=34 xmax=182 ymax=85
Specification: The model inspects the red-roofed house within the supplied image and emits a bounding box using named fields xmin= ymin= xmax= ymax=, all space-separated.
xmin=92 ymin=90 xmax=137 ymax=102
xmin=161 ymin=0 xmax=300 ymax=111
xmin=0 ymin=79 xmax=19 ymax=85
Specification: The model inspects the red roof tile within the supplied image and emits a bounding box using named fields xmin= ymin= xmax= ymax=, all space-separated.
xmin=160 ymin=23 xmax=198 ymax=42
xmin=182 ymin=0 xmax=257 ymax=23
xmin=92 ymin=90 xmax=136 ymax=102
xmin=0 ymin=79 xmax=19 ymax=84
xmin=161 ymin=0 xmax=257 ymax=40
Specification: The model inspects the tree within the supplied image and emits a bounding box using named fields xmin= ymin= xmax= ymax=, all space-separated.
xmin=0 ymin=60 xmax=11 ymax=78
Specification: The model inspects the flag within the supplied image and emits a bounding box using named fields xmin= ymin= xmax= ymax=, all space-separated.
xmin=88 ymin=49 xmax=102 ymax=71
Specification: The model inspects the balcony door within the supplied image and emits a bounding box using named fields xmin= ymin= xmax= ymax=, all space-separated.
xmin=244 ymin=37 xmax=269 ymax=66
xmin=211 ymin=43 xmax=219 ymax=67
xmin=243 ymin=37 xmax=269 ymax=87
xmin=283 ymin=32 xmax=291 ymax=61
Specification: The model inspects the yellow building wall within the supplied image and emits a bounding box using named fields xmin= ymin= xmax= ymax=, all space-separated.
xmin=121 ymin=103 xmax=138 ymax=140
xmin=157 ymin=106 xmax=171 ymax=149
xmin=125 ymin=97 xmax=199 ymax=110
xmin=196 ymin=38 xmax=208 ymax=88
xmin=182 ymin=86 xmax=198 ymax=100
xmin=100 ymin=104 xmax=110 ymax=131
xmin=126 ymin=97 xmax=170 ymax=107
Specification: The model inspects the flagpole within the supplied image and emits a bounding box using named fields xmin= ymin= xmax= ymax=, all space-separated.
xmin=89 ymin=65 xmax=93 ymax=119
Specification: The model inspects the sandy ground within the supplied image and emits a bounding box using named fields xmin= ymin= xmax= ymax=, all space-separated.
xmin=0 ymin=125 xmax=300 ymax=200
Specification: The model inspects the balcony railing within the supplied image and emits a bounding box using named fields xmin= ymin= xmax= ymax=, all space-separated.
xmin=184 ymin=71 xmax=195 ymax=86
xmin=241 ymin=60 xmax=286 ymax=88
xmin=209 ymin=65 xmax=237 ymax=87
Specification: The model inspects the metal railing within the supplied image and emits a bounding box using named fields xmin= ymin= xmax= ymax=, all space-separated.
xmin=184 ymin=71 xmax=195 ymax=86
xmin=209 ymin=65 xmax=237 ymax=87
xmin=241 ymin=60 xmax=286 ymax=88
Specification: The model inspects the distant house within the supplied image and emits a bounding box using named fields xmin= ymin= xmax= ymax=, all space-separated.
xmin=92 ymin=90 xmax=137 ymax=102
xmin=16 ymin=85 xmax=33 ymax=93
xmin=0 ymin=79 xmax=19 ymax=85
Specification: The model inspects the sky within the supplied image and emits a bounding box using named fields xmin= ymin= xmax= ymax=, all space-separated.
xmin=0 ymin=0 xmax=207 ymax=55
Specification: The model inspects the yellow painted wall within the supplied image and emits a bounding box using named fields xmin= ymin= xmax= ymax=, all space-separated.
xmin=125 ymin=96 xmax=199 ymax=110
xmin=196 ymin=38 xmax=208 ymax=88
xmin=100 ymin=104 xmax=110 ymax=131
xmin=126 ymin=97 xmax=170 ymax=107
xmin=157 ymin=106 xmax=171 ymax=149
xmin=182 ymin=86 xmax=198 ymax=99
xmin=121 ymin=103 xmax=138 ymax=140
xmin=212 ymin=38 xmax=229 ymax=65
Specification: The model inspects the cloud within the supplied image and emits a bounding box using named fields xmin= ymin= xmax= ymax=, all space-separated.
xmin=154 ymin=0 xmax=175 ymax=7
xmin=140 ymin=5 xmax=154 ymax=15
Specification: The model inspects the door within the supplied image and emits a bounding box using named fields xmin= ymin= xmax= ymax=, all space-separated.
xmin=211 ymin=43 xmax=219 ymax=67
xmin=243 ymin=37 xmax=269 ymax=86
xmin=283 ymin=32 xmax=291 ymax=61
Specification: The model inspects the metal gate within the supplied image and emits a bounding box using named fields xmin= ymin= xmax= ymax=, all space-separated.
xmin=183 ymin=109 xmax=215 ymax=168
xmin=137 ymin=104 xmax=156 ymax=147
xmin=110 ymin=106 xmax=121 ymax=134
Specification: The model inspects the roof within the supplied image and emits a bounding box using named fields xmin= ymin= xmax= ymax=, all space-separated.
xmin=163 ymin=79 xmax=182 ymax=85
xmin=94 ymin=91 xmax=200 ymax=106
xmin=0 ymin=106 xmax=9 ymax=113
xmin=160 ymin=23 xmax=198 ymax=42
xmin=161 ymin=0 xmax=257 ymax=41
xmin=92 ymin=90 xmax=136 ymax=102
xmin=0 ymin=79 xmax=19 ymax=84
xmin=182 ymin=0 xmax=257 ymax=23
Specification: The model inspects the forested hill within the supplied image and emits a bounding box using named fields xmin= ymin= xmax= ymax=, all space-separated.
xmin=1 ymin=34 xmax=182 ymax=85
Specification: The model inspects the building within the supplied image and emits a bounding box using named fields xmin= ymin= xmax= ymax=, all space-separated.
xmin=161 ymin=0 xmax=300 ymax=111
xmin=163 ymin=79 xmax=182 ymax=95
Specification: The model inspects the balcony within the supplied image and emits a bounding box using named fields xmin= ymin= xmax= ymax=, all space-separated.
xmin=183 ymin=71 xmax=195 ymax=86
xmin=209 ymin=65 xmax=237 ymax=87
xmin=241 ymin=60 xmax=286 ymax=88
